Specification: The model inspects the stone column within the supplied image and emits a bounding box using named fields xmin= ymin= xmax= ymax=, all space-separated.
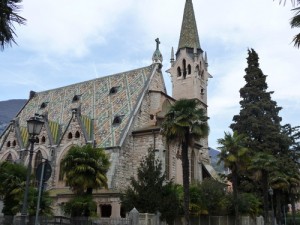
xmin=111 ymin=201 xmax=121 ymax=218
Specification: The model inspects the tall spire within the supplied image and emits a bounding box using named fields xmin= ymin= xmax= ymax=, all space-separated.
xmin=178 ymin=0 xmax=201 ymax=50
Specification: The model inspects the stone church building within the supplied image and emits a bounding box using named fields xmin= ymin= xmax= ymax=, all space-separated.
xmin=0 ymin=0 xmax=214 ymax=218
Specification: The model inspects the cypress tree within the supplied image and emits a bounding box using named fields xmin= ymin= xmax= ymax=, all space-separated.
xmin=231 ymin=49 xmax=283 ymax=154
xmin=230 ymin=49 xmax=287 ymax=224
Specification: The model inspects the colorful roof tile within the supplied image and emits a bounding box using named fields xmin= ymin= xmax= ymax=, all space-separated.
xmin=178 ymin=0 xmax=201 ymax=50
xmin=15 ymin=65 xmax=156 ymax=148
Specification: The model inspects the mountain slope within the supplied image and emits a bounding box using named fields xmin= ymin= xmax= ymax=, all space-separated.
xmin=0 ymin=99 xmax=27 ymax=134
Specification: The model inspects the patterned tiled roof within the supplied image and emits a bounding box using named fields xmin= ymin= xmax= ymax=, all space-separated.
xmin=178 ymin=0 xmax=201 ymax=50
xmin=16 ymin=65 xmax=156 ymax=148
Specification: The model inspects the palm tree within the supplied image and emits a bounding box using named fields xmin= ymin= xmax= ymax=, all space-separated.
xmin=60 ymin=144 xmax=110 ymax=195
xmin=217 ymin=131 xmax=249 ymax=225
xmin=248 ymin=152 xmax=278 ymax=225
xmin=0 ymin=0 xmax=26 ymax=50
xmin=161 ymin=98 xmax=209 ymax=225
xmin=275 ymin=0 xmax=300 ymax=48
xmin=291 ymin=6 xmax=300 ymax=48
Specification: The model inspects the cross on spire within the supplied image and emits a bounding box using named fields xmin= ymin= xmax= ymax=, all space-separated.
xmin=155 ymin=38 xmax=160 ymax=50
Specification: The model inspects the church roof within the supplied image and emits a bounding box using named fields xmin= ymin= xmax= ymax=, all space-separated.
xmin=10 ymin=64 xmax=158 ymax=149
xmin=178 ymin=0 xmax=201 ymax=50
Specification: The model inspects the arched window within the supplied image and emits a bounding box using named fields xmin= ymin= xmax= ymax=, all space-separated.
xmin=68 ymin=132 xmax=73 ymax=139
xmin=12 ymin=140 xmax=16 ymax=147
xmin=75 ymin=131 xmax=80 ymax=138
xmin=36 ymin=137 xmax=40 ymax=143
xmin=182 ymin=59 xmax=187 ymax=78
xmin=196 ymin=65 xmax=200 ymax=76
xmin=177 ymin=67 xmax=181 ymax=77
xmin=34 ymin=151 xmax=43 ymax=175
xmin=7 ymin=141 xmax=11 ymax=147
xmin=187 ymin=64 xmax=191 ymax=75
xmin=41 ymin=136 xmax=46 ymax=143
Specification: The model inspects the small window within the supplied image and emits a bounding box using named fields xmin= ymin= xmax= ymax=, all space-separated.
xmin=7 ymin=141 xmax=11 ymax=147
xmin=150 ymin=114 xmax=154 ymax=120
xmin=36 ymin=137 xmax=40 ymax=143
xmin=68 ymin=132 xmax=73 ymax=139
xmin=109 ymin=86 xmax=119 ymax=95
xmin=183 ymin=59 xmax=187 ymax=78
xmin=72 ymin=95 xmax=81 ymax=102
xmin=113 ymin=116 xmax=122 ymax=125
xmin=177 ymin=67 xmax=181 ymax=77
xmin=12 ymin=140 xmax=16 ymax=147
xmin=75 ymin=131 xmax=80 ymax=138
xmin=187 ymin=64 xmax=191 ymax=75
xmin=41 ymin=136 xmax=46 ymax=143
xmin=40 ymin=102 xmax=48 ymax=109
xmin=201 ymin=89 xmax=205 ymax=95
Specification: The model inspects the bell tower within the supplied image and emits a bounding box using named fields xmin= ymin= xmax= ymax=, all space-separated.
xmin=167 ymin=0 xmax=211 ymax=109
xmin=167 ymin=0 xmax=212 ymax=171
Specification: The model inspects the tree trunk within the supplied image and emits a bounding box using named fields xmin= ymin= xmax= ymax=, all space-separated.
xmin=262 ymin=170 xmax=270 ymax=225
xmin=232 ymin=169 xmax=239 ymax=225
xmin=275 ymin=191 xmax=281 ymax=225
xmin=181 ymin=134 xmax=190 ymax=225
xmin=291 ymin=193 xmax=296 ymax=225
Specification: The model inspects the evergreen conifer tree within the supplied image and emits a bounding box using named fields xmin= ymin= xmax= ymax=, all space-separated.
xmin=230 ymin=49 xmax=287 ymax=224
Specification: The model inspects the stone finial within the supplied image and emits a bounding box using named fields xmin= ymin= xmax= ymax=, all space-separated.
xmin=129 ymin=208 xmax=139 ymax=225
xmin=152 ymin=38 xmax=163 ymax=65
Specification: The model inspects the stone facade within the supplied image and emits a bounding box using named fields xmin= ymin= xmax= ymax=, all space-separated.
xmin=0 ymin=0 xmax=214 ymax=218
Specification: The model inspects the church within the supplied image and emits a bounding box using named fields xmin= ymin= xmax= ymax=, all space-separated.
xmin=0 ymin=0 xmax=215 ymax=217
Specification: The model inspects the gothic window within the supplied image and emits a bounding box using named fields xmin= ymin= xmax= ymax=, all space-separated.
xmin=12 ymin=140 xmax=16 ymax=147
xmin=59 ymin=162 xmax=64 ymax=181
xmin=6 ymin=153 xmax=13 ymax=162
xmin=183 ymin=59 xmax=187 ymax=78
xmin=75 ymin=131 xmax=80 ymax=138
xmin=7 ymin=141 xmax=11 ymax=147
xmin=34 ymin=150 xmax=43 ymax=175
xmin=41 ymin=136 xmax=46 ymax=143
xmin=177 ymin=67 xmax=181 ymax=77
xmin=196 ymin=65 xmax=200 ymax=76
xmin=187 ymin=64 xmax=191 ymax=75
xmin=68 ymin=132 xmax=73 ymax=139
xmin=36 ymin=137 xmax=40 ymax=143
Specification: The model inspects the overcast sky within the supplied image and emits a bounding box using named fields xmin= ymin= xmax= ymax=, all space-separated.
xmin=0 ymin=0 xmax=299 ymax=149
